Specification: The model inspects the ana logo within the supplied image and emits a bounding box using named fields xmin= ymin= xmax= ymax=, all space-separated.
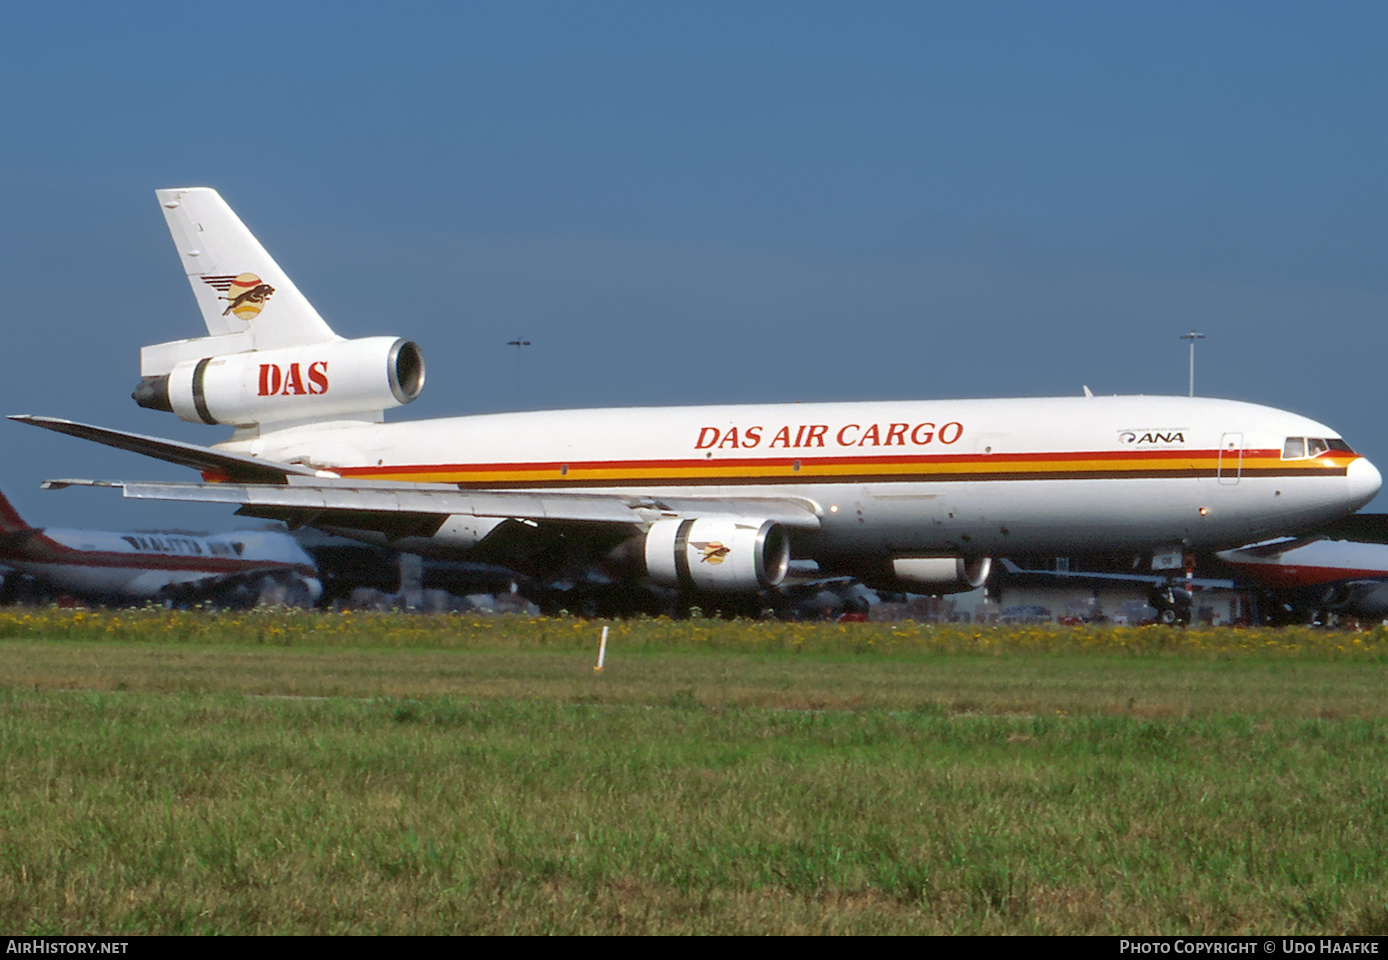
xmin=691 ymin=541 xmax=731 ymax=565
xmin=202 ymin=273 xmax=276 ymax=320
xmin=1120 ymin=430 xmax=1185 ymax=445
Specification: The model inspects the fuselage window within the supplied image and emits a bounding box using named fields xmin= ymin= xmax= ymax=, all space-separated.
xmin=1307 ymin=438 xmax=1330 ymax=457
xmin=1283 ymin=438 xmax=1305 ymax=459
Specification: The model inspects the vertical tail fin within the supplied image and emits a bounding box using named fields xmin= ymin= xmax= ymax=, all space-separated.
xmin=0 ymin=489 xmax=33 ymax=536
xmin=137 ymin=189 xmax=422 ymax=432
xmin=156 ymin=188 xmax=339 ymax=350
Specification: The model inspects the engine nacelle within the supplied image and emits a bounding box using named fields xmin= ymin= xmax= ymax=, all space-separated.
xmin=645 ymin=517 xmax=791 ymax=592
xmin=891 ymin=556 xmax=992 ymax=594
xmin=134 ymin=336 xmax=424 ymax=427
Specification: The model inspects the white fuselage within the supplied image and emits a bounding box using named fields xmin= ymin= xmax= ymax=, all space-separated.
xmin=226 ymin=394 xmax=1381 ymax=561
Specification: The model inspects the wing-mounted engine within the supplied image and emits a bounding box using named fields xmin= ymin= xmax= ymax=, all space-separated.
xmin=644 ymin=517 xmax=791 ymax=592
xmin=890 ymin=556 xmax=992 ymax=594
xmin=133 ymin=336 xmax=424 ymax=427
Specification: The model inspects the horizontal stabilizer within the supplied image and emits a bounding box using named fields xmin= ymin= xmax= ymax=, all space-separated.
xmin=9 ymin=416 xmax=319 ymax=484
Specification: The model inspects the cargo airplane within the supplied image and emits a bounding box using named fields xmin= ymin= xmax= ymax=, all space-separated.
xmin=11 ymin=188 xmax=1382 ymax=615
xmin=0 ymin=485 xmax=320 ymax=606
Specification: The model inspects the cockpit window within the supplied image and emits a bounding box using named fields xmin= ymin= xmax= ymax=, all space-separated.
xmin=1283 ymin=437 xmax=1353 ymax=459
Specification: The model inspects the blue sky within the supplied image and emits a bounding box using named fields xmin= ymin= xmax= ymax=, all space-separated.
xmin=2 ymin=2 xmax=1386 ymax=530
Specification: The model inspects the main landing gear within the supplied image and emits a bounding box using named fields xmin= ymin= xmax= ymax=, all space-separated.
xmin=1148 ymin=581 xmax=1193 ymax=626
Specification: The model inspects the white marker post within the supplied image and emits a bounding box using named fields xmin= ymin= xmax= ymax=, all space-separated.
xmin=594 ymin=625 xmax=609 ymax=673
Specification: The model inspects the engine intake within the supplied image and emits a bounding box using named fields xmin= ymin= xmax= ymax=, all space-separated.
xmin=133 ymin=337 xmax=424 ymax=427
xmin=645 ymin=517 xmax=791 ymax=592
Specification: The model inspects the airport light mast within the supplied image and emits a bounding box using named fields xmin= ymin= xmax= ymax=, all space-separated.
xmin=1180 ymin=330 xmax=1204 ymax=397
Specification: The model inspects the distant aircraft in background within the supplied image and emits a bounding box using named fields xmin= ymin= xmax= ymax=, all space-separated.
xmin=1218 ymin=536 xmax=1388 ymax=625
xmin=0 ymin=487 xmax=321 ymax=607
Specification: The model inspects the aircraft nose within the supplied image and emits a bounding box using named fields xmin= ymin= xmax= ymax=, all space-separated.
xmin=1347 ymin=456 xmax=1382 ymax=509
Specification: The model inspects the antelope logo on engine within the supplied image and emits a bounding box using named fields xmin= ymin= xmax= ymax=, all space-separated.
xmin=258 ymin=362 xmax=329 ymax=396
xmin=201 ymin=273 xmax=276 ymax=320
xmin=692 ymin=541 xmax=731 ymax=565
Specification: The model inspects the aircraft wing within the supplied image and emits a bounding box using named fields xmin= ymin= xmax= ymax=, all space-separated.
xmin=1222 ymin=536 xmax=1323 ymax=559
xmin=997 ymin=559 xmax=1238 ymax=590
xmin=19 ymin=416 xmax=821 ymax=534
xmin=39 ymin=478 xmax=822 ymax=536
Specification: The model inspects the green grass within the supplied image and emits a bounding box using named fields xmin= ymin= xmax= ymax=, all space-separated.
xmin=0 ymin=609 xmax=1386 ymax=933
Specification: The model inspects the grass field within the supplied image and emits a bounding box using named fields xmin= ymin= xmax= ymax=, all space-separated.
xmin=1 ymin=609 xmax=1387 ymax=934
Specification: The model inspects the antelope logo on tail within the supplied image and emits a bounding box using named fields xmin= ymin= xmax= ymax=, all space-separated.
xmin=201 ymin=273 xmax=276 ymax=320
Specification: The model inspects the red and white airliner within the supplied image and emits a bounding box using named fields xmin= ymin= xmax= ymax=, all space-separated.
xmin=12 ymin=188 xmax=1381 ymax=613
xmin=1218 ymin=537 xmax=1388 ymax=623
xmin=0 ymin=486 xmax=320 ymax=606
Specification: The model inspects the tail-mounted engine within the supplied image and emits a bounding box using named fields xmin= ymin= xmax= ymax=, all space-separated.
xmin=644 ymin=517 xmax=791 ymax=592
xmin=134 ymin=337 xmax=424 ymax=428
xmin=135 ymin=188 xmax=425 ymax=431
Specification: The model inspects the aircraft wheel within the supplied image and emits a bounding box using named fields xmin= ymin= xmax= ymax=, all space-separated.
xmin=1158 ymin=608 xmax=1178 ymax=626
xmin=280 ymin=577 xmax=318 ymax=609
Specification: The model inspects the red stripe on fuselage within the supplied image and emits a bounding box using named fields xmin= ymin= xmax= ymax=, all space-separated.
xmin=11 ymin=552 xmax=311 ymax=575
xmin=0 ymin=529 xmax=306 ymax=575
xmin=326 ymin=448 xmax=1350 ymax=488
xmin=336 ymin=446 xmax=1275 ymax=477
